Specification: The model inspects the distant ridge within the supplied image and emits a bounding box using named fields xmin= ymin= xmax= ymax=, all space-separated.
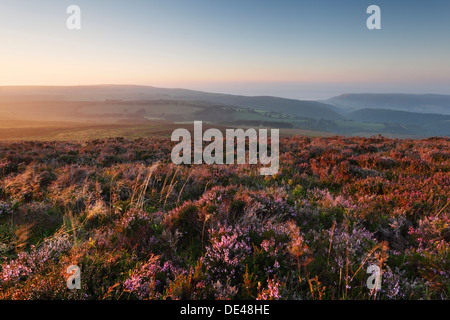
xmin=326 ymin=93 xmax=450 ymax=115
xmin=347 ymin=108 xmax=450 ymax=136
xmin=0 ymin=85 xmax=343 ymax=121
xmin=1 ymin=86 xmax=449 ymax=137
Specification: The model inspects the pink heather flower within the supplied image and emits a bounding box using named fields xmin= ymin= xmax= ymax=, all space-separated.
xmin=257 ymin=278 xmax=281 ymax=300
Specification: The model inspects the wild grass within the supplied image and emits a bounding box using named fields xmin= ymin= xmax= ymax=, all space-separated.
xmin=0 ymin=136 xmax=448 ymax=300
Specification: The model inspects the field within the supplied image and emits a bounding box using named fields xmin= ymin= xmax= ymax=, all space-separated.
xmin=0 ymin=122 xmax=176 ymax=141
xmin=0 ymin=135 xmax=448 ymax=300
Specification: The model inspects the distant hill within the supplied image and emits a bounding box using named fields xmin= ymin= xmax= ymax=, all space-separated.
xmin=326 ymin=93 xmax=450 ymax=115
xmin=347 ymin=108 xmax=450 ymax=136
xmin=194 ymin=95 xmax=344 ymax=120
xmin=0 ymin=85 xmax=343 ymax=120
xmin=0 ymin=86 xmax=449 ymax=137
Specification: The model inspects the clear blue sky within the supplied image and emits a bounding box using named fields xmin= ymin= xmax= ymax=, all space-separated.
xmin=0 ymin=0 xmax=449 ymax=99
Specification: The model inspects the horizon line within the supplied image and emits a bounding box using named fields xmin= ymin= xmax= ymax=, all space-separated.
xmin=0 ymin=84 xmax=449 ymax=101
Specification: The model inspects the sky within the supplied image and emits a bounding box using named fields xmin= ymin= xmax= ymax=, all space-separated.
xmin=0 ymin=0 xmax=449 ymax=99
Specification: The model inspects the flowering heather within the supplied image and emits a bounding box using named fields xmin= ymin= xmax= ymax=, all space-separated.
xmin=0 ymin=234 xmax=71 ymax=283
xmin=123 ymin=254 xmax=162 ymax=299
xmin=0 ymin=201 xmax=12 ymax=217
xmin=257 ymin=278 xmax=282 ymax=300
xmin=0 ymin=136 xmax=448 ymax=300
xmin=204 ymin=224 xmax=253 ymax=281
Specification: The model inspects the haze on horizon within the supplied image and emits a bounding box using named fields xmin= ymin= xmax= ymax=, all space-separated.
xmin=0 ymin=0 xmax=449 ymax=100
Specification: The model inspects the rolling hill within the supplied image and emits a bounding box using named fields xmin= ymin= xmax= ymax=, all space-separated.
xmin=0 ymin=85 xmax=344 ymax=121
xmin=0 ymin=86 xmax=449 ymax=138
xmin=347 ymin=108 xmax=450 ymax=136
xmin=326 ymin=93 xmax=450 ymax=115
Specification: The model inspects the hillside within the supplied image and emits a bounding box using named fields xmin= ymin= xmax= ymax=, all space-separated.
xmin=0 ymin=86 xmax=449 ymax=138
xmin=0 ymin=136 xmax=448 ymax=300
xmin=326 ymin=93 xmax=450 ymax=115
xmin=0 ymin=85 xmax=343 ymax=121
xmin=347 ymin=108 xmax=450 ymax=136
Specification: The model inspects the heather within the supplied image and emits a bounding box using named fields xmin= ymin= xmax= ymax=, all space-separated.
xmin=0 ymin=136 xmax=448 ymax=300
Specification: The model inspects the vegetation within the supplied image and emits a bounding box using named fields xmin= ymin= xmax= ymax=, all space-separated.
xmin=0 ymin=135 xmax=448 ymax=300
xmin=2 ymin=86 xmax=448 ymax=138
